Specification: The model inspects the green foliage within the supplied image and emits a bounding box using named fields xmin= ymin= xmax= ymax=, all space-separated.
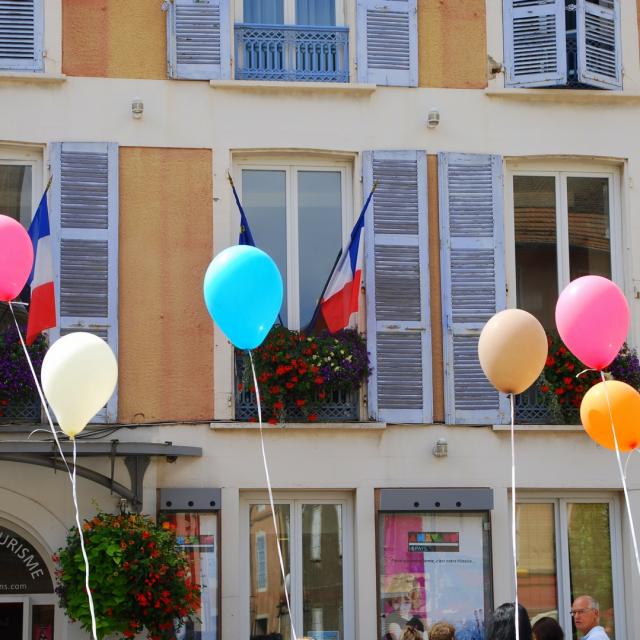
xmin=55 ymin=512 xmax=200 ymax=640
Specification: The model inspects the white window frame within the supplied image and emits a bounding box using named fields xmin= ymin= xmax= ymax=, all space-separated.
xmin=505 ymin=159 xmax=623 ymax=310
xmin=0 ymin=145 xmax=43 ymax=228
xmin=515 ymin=493 xmax=625 ymax=638
xmin=235 ymin=0 xmax=345 ymax=25
xmin=240 ymin=491 xmax=355 ymax=640
xmin=235 ymin=154 xmax=353 ymax=330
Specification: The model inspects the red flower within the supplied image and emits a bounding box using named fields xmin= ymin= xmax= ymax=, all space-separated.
xmin=563 ymin=376 xmax=573 ymax=385
xmin=540 ymin=385 xmax=549 ymax=393
xmin=546 ymin=356 xmax=556 ymax=366
xmin=268 ymin=418 xmax=278 ymax=425
xmin=555 ymin=388 xmax=565 ymax=395
xmin=269 ymin=385 xmax=281 ymax=394
xmin=273 ymin=401 xmax=284 ymax=411
xmin=314 ymin=376 xmax=324 ymax=385
xmin=295 ymin=399 xmax=306 ymax=407
xmin=308 ymin=413 xmax=318 ymax=422
xmin=142 ymin=531 xmax=150 ymax=539
xmin=285 ymin=382 xmax=295 ymax=389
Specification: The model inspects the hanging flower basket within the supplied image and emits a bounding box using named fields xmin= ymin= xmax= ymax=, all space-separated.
xmin=55 ymin=511 xmax=200 ymax=640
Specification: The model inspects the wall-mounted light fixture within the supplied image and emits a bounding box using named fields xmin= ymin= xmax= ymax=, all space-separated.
xmin=427 ymin=108 xmax=440 ymax=128
xmin=432 ymin=438 xmax=448 ymax=458
xmin=131 ymin=98 xmax=144 ymax=119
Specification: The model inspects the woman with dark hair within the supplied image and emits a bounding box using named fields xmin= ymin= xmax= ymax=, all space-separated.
xmin=486 ymin=603 xmax=533 ymax=640
xmin=532 ymin=617 xmax=564 ymax=640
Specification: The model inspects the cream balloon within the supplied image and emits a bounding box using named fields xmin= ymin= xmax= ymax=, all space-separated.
xmin=478 ymin=309 xmax=548 ymax=395
xmin=41 ymin=332 xmax=118 ymax=438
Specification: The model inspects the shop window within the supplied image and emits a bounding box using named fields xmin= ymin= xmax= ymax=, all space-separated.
xmin=159 ymin=489 xmax=221 ymax=640
xmin=516 ymin=497 xmax=623 ymax=637
xmin=243 ymin=494 xmax=354 ymax=640
xmin=378 ymin=489 xmax=493 ymax=639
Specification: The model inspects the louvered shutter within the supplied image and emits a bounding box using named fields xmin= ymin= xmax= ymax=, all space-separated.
xmin=363 ymin=150 xmax=432 ymax=423
xmin=166 ymin=0 xmax=230 ymax=80
xmin=0 ymin=0 xmax=43 ymax=71
xmin=356 ymin=0 xmax=417 ymax=87
xmin=577 ymin=0 xmax=621 ymax=90
xmin=49 ymin=142 xmax=119 ymax=423
xmin=503 ymin=0 xmax=566 ymax=88
xmin=439 ymin=153 xmax=509 ymax=425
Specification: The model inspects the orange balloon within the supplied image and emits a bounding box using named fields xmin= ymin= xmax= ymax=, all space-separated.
xmin=580 ymin=381 xmax=640 ymax=452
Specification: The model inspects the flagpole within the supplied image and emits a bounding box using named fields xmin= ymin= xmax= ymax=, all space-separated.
xmin=305 ymin=181 xmax=378 ymax=334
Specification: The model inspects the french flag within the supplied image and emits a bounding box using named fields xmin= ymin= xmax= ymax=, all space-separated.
xmin=26 ymin=192 xmax=56 ymax=345
xmin=320 ymin=189 xmax=374 ymax=333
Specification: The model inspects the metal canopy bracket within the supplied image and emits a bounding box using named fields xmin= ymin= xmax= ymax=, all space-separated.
xmin=0 ymin=440 xmax=202 ymax=513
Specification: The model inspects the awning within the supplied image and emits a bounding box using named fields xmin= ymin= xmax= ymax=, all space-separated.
xmin=0 ymin=440 xmax=202 ymax=512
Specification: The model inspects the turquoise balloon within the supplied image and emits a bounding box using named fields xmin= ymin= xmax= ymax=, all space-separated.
xmin=203 ymin=245 xmax=283 ymax=350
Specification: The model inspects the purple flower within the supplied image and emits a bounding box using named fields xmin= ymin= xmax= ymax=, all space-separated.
xmin=0 ymin=324 xmax=47 ymax=403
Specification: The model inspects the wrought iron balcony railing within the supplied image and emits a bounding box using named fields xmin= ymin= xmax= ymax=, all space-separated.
xmin=234 ymin=352 xmax=359 ymax=422
xmin=234 ymin=23 xmax=349 ymax=82
xmin=0 ymin=399 xmax=41 ymax=423
xmin=515 ymin=380 xmax=579 ymax=425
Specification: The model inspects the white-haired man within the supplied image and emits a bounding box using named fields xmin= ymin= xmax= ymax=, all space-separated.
xmin=571 ymin=595 xmax=610 ymax=639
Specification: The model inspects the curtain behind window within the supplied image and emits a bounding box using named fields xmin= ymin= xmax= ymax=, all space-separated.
xmin=296 ymin=0 xmax=335 ymax=25
xmin=243 ymin=0 xmax=284 ymax=23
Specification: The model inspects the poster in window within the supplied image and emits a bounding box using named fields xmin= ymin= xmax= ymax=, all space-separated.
xmin=381 ymin=513 xmax=486 ymax=640
xmin=33 ymin=624 xmax=53 ymax=640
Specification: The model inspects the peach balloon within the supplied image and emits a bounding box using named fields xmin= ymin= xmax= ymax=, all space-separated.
xmin=580 ymin=380 xmax=640 ymax=452
xmin=478 ymin=309 xmax=548 ymax=394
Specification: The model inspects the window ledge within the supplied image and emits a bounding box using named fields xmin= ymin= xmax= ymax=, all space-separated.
xmin=210 ymin=79 xmax=376 ymax=95
xmin=492 ymin=424 xmax=584 ymax=432
xmin=0 ymin=71 xmax=66 ymax=84
xmin=210 ymin=421 xmax=386 ymax=430
xmin=485 ymin=88 xmax=640 ymax=104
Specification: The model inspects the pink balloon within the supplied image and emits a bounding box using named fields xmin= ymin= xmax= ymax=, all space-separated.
xmin=0 ymin=215 xmax=34 ymax=302
xmin=555 ymin=275 xmax=629 ymax=370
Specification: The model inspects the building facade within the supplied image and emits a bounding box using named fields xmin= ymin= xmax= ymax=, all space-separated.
xmin=1 ymin=0 xmax=639 ymax=638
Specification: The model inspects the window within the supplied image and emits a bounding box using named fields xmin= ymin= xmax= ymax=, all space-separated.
xmin=241 ymin=0 xmax=338 ymax=25
xmin=516 ymin=497 xmax=624 ymax=638
xmin=0 ymin=0 xmax=44 ymax=72
xmin=159 ymin=511 xmax=220 ymax=640
xmin=243 ymin=494 xmax=354 ymax=640
xmin=506 ymin=163 xmax=620 ymax=332
xmin=378 ymin=511 xmax=493 ymax=638
xmin=235 ymin=0 xmax=348 ymax=81
xmin=237 ymin=157 xmax=351 ymax=330
xmin=503 ymin=0 xmax=622 ymax=90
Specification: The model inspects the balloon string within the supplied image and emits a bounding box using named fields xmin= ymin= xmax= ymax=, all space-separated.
xmin=510 ymin=393 xmax=520 ymax=640
xmin=8 ymin=302 xmax=70 ymax=474
xmin=72 ymin=438 xmax=98 ymax=640
xmin=249 ymin=350 xmax=298 ymax=640
xmin=9 ymin=303 xmax=97 ymax=639
xmin=623 ymin=448 xmax=639 ymax=481
xmin=599 ymin=372 xmax=640 ymax=578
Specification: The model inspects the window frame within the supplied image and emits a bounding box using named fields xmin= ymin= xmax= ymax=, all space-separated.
xmin=0 ymin=145 xmax=43 ymax=229
xmin=236 ymin=0 xmax=346 ymax=26
xmin=515 ymin=493 xmax=625 ymax=638
xmin=504 ymin=160 xmax=623 ymax=310
xmin=240 ymin=491 xmax=355 ymax=640
xmin=235 ymin=154 xmax=353 ymax=330
xmin=0 ymin=0 xmax=44 ymax=73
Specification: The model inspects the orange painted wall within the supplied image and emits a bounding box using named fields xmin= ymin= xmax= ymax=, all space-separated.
xmin=428 ymin=155 xmax=444 ymax=422
xmin=118 ymin=148 xmax=213 ymax=423
xmin=63 ymin=0 xmax=166 ymax=79
xmin=418 ymin=0 xmax=487 ymax=89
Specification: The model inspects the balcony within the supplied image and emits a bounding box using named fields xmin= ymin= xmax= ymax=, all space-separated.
xmin=515 ymin=380 xmax=579 ymax=425
xmin=234 ymin=351 xmax=359 ymax=422
xmin=234 ymin=23 xmax=349 ymax=82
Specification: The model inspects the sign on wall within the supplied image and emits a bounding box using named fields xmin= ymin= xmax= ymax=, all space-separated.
xmin=0 ymin=527 xmax=53 ymax=594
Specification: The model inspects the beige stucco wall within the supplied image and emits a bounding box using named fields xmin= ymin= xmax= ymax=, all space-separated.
xmin=419 ymin=0 xmax=487 ymax=88
xmin=62 ymin=0 xmax=166 ymax=79
xmin=118 ymin=147 xmax=214 ymax=423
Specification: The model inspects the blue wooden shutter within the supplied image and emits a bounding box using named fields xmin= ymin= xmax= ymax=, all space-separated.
xmin=167 ymin=0 xmax=230 ymax=80
xmin=49 ymin=142 xmax=119 ymax=423
xmin=0 ymin=0 xmax=43 ymax=71
xmin=363 ymin=150 xmax=432 ymax=423
xmin=439 ymin=153 xmax=509 ymax=425
xmin=503 ymin=0 xmax=566 ymax=88
xmin=577 ymin=0 xmax=621 ymax=90
xmin=356 ymin=0 xmax=417 ymax=87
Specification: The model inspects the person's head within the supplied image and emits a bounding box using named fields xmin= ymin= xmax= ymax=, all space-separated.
xmin=571 ymin=595 xmax=600 ymax=635
xmin=428 ymin=621 xmax=456 ymax=640
xmin=486 ymin=603 xmax=532 ymax=640
xmin=532 ymin=616 xmax=564 ymax=640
